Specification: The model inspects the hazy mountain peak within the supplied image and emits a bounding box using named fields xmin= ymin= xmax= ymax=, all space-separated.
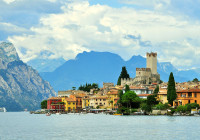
xmin=0 ymin=42 xmax=20 ymax=63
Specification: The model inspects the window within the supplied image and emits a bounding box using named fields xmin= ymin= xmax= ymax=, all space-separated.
xmin=68 ymin=103 xmax=71 ymax=105
xmin=195 ymin=93 xmax=197 ymax=97
xmin=96 ymin=99 xmax=97 ymax=101
xmin=73 ymin=103 xmax=75 ymax=105
xmin=195 ymin=100 xmax=197 ymax=103
xmin=104 ymin=103 xmax=105 ymax=105
xmin=100 ymin=99 xmax=101 ymax=101
xmin=103 ymin=99 xmax=106 ymax=101
xmin=188 ymin=93 xmax=192 ymax=97
xmin=188 ymin=100 xmax=190 ymax=103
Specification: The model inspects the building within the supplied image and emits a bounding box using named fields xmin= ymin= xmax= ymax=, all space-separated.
xmin=47 ymin=97 xmax=65 ymax=113
xmin=62 ymin=97 xmax=76 ymax=112
xmin=137 ymin=94 xmax=152 ymax=99
xmin=106 ymin=89 xmax=119 ymax=110
xmin=82 ymin=96 xmax=90 ymax=109
xmin=70 ymin=94 xmax=84 ymax=112
xmin=157 ymin=89 xmax=168 ymax=104
xmin=123 ymin=86 xmax=154 ymax=95
xmin=174 ymin=89 xmax=200 ymax=106
xmin=58 ymin=90 xmax=87 ymax=97
xmin=103 ymin=83 xmax=114 ymax=89
xmin=121 ymin=52 xmax=160 ymax=86
xmin=90 ymin=96 xmax=109 ymax=109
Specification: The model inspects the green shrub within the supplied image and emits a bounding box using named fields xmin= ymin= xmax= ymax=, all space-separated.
xmin=155 ymin=103 xmax=169 ymax=110
xmin=131 ymin=109 xmax=138 ymax=113
xmin=177 ymin=105 xmax=186 ymax=113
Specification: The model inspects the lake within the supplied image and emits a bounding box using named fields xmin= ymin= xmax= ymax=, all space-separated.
xmin=0 ymin=112 xmax=200 ymax=140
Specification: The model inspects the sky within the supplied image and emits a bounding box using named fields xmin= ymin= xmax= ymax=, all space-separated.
xmin=1 ymin=0 xmax=200 ymax=70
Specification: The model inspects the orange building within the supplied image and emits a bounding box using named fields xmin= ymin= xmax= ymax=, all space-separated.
xmin=173 ymin=89 xmax=200 ymax=106
xmin=70 ymin=93 xmax=86 ymax=112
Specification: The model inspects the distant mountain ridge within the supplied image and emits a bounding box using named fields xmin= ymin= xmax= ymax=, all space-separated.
xmin=0 ymin=42 xmax=56 ymax=111
xmin=27 ymin=50 xmax=66 ymax=72
xmin=40 ymin=51 xmax=200 ymax=92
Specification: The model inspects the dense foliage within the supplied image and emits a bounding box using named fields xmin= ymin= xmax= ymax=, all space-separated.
xmin=117 ymin=66 xmax=130 ymax=85
xmin=192 ymin=78 xmax=199 ymax=82
xmin=167 ymin=72 xmax=177 ymax=106
xmin=176 ymin=103 xmax=199 ymax=113
xmin=78 ymin=83 xmax=99 ymax=92
xmin=155 ymin=103 xmax=169 ymax=110
xmin=117 ymin=85 xmax=142 ymax=114
xmin=153 ymin=86 xmax=159 ymax=95
xmin=122 ymin=91 xmax=141 ymax=109
xmin=41 ymin=100 xmax=47 ymax=109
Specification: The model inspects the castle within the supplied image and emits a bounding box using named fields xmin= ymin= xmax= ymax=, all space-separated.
xmin=121 ymin=52 xmax=160 ymax=86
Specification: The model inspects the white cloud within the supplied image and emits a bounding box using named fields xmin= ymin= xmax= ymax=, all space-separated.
xmin=3 ymin=0 xmax=16 ymax=4
xmin=7 ymin=0 xmax=200 ymax=69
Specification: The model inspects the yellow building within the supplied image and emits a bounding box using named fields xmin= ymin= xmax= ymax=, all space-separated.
xmin=157 ymin=89 xmax=168 ymax=104
xmin=62 ymin=97 xmax=76 ymax=112
xmin=90 ymin=96 xmax=109 ymax=109
xmin=82 ymin=96 xmax=90 ymax=109
xmin=106 ymin=89 xmax=119 ymax=110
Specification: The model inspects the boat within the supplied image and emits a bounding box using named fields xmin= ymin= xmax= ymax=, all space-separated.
xmin=56 ymin=112 xmax=61 ymax=115
xmin=194 ymin=114 xmax=200 ymax=117
xmin=0 ymin=107 xmax=6 ymax=112
xmin=113 ymin=114 xmax=122 ymax=116
xmin=46 ymin=112 xmax=51 ymax=116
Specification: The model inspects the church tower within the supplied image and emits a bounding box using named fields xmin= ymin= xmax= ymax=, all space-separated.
xmin=146 ymin=52 xmax=157 ymax=75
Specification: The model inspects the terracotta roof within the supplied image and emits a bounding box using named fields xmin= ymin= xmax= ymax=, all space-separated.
xmin=137 ymin=94 xmax=152 ymax=97
xmin=65 ymin=98 xmax=76 ymax=102
xmin=152 ymin=83 xmax=158 ymax=85
xmin=48 ymin=97 xmax=62 ymax=100
xmin=177 ymin=89 xmax=200 ymax=93
xmin=158 ymin=89 xmax=167 ymax=95
xmin=92 ymin=96 xmax=108 ymax=99
xmin=107 ymin=90 xmax=118 ymax=95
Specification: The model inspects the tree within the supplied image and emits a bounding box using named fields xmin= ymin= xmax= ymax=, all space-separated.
xmin=122 ymin=91 xmax=141 ymax=109
xmin=41 ymin=100 xmax=47 ymax=109
xmin=72 ymin=87 xmax=76 ymax=90
xmin=153 ymin=86 xmax=159 ymax=95
xmin=117 ymin=66 xmax=130 ymax=85
xmin=141 ymin=103 xmax=152 ymax=113
xmin=96 ymin=105 xmax=100 ymax=109
xmin=193 ymin=78 xmax=199 ymax=83
xmin=147 ymin=95 xmax=159 ymax=106
xmin=125 ymin=84 xmax=130 ymax=92
xmin=167 ymin=72 xmax=177 ymax=106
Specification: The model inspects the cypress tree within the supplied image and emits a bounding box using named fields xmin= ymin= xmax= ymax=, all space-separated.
xmin=167 ymin=72 xmax=177 ymax=106
xmin=125 ymin=84 xmax=130 ymax=93
xmin=117 ymin=66 xmax=130 ymax=85
xmin=153 ymin=85 xmax=159 ymax=95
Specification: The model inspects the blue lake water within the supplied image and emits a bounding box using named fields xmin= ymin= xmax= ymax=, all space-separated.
xmin=0 ymin=112 xmax=200 ymax=140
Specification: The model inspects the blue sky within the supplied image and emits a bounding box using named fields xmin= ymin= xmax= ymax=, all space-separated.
xmin=1 ymin=0 xmax=200 ymax=70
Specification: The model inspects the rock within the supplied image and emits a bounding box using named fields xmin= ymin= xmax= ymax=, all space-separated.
xmin=0 ymin=42 xmax=56 ymax=111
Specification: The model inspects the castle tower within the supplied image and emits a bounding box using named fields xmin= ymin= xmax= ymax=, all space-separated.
xmin=146 ymin=52 xmax=157 ymax=75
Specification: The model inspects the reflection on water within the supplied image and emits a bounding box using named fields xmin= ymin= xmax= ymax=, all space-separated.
xmin=0 ymin=112 xmax=200 ymax=140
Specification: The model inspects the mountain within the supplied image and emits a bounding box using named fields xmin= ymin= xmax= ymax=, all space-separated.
xmin=0 ymin=42 xmax=56 ymax=111
xmin=27 ymin=50 xmax=66 ymax=72
xmin=41 ymin=51 xmax=200 ymax=92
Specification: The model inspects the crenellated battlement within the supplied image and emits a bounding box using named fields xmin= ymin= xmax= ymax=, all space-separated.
xmin=146 ymin=52 xmax=157 ymax=57
xmin=136 ymin=68 xmax=151 ymax=72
